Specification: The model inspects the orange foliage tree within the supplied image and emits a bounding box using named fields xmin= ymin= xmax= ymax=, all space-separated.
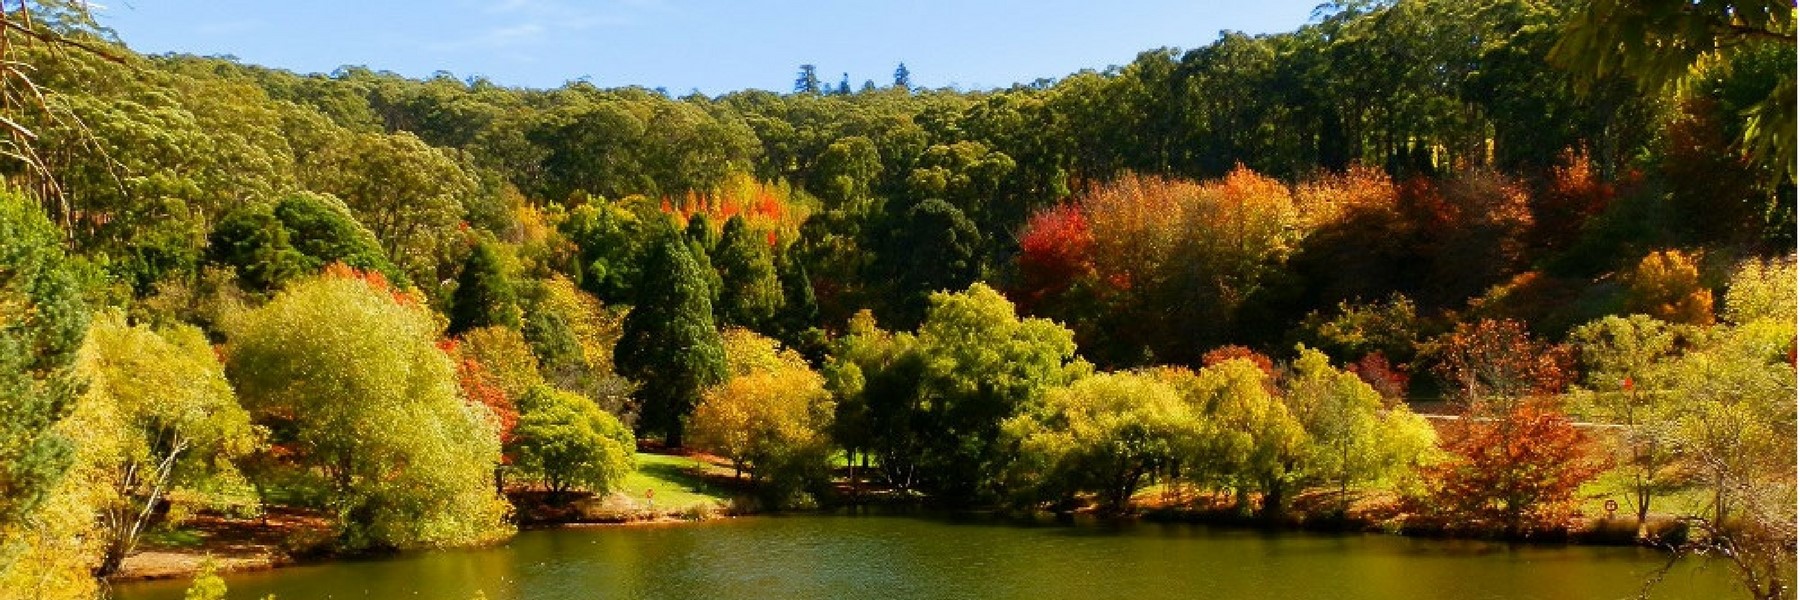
xmin=1429 ymin=401 xmax=1602 ymax=535
xmin=1430 ymin=318 xmax=1574 ymax=407
xmin=1013 ymin=167 xmax=1298 ymax=364
xmin=660 ymin=172 xmax=815 ymax=243
xmin=439 ymin=338 xmax=520 ymax=446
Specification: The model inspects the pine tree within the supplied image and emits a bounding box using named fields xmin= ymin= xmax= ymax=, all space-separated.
xmin=893 ymin=63 xmax=911 ymax=89
xmin=713 ymin=216 xmax=784 ymax=330
xmin=616 ymin=238 xmax=727 ymax=447
xmin=794 ymin=64 xmax=821 ymax=95
xmin=683 ymin=220 xmax=723 ymax=306
xmin=775 ymin=247 xmax=821 ymax=357
xmin=836 ymin=73 xmax=851 ymax=95
xmin=449 ymin=241 xmax=521 ymax=335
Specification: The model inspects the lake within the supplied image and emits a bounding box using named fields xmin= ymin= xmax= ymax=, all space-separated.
xmin=111 ymin=513 xmax=1738 ymax=600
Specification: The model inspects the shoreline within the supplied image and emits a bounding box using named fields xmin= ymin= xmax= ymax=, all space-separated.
xmin=110 ymin=502 xmax=1677 ymax=585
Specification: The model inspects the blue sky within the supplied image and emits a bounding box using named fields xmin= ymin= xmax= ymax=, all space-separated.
xmin=94 ymin=1 xmax=1324 ymax=93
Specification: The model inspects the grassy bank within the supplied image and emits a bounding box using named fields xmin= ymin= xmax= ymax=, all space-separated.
xmin=112 ymin=451 xmax=742 ymax=582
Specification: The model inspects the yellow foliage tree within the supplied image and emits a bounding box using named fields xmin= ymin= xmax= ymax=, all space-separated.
xmin=1625 ymin=249 xmax=1715 ymax=326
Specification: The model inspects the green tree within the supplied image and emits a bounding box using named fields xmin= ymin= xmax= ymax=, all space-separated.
xmin=873 ymin=198 xmax=983 ymax=329
xmin=448 ymin=241 xmax=521 ymax=335
xmin=68 ymin=313 xmax=259 ymax=575
xmin=207 ymin=205 xmax=310 ymax=292
xmin=794 ymin=64 xmax=821 ymax=95
xmin=713 ymin=216 xmax=784 ymax=330
xmin=864 ymin=284 xmax=1086 ymax=503
xmin=1174 ymin=358 xmax=1306 ymax=519
xmin=1552 ymin=0 xmax=1795 ymax=180
xmin=1006 ymin=371 xmax=1201 ymax=512
xmin=1569 ymin=314 xmax=1691 ymax=528
xmin=0 ymin=186 xmax=94 ymax=599
xmin=616 ymin=238 xmax=728 ymax=447
xmin=520 ymin=276 xmax=628 ymax=406
xmin=225 ymin=270 xmax=510 ymax=551
xmin=273 ymin=192 xmax=407 ymax=286
xmin=302 ymin=131 xmax=477 ymax=292
xmin=509 ymin=385 xmax=635 ymax=498
xmin=774 ymin=248 xmax=822 ymax=358
xmin=1283 ymin=347 xmax=1435 ymax=516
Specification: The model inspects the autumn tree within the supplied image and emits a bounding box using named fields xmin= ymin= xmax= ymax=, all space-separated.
xmin=1430 ymin=319 xmax=1574 ymax=409
xmin=690 ymin=329 xmax=835 ymax=506
xmin=1429 ymin=401 xmax=1602 ymax=535
xmin=1624 ymin=249 xmax=1716 ymax=326
xmin=616 ymin=238 xmax=728 ymax=447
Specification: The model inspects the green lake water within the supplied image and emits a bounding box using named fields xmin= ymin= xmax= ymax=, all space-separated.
xmin=111 ymin=514 xmax=1740 ymax=600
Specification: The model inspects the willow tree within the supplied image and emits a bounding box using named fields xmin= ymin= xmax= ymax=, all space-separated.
xmin=226 ymin=269 xmax=511 ymax=551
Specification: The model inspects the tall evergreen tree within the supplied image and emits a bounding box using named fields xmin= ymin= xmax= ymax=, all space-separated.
xmin=713 ymin=216 xmax=784 ymax=330
xmin=616 ymin=238 xmax=727 ymax=447
xmin=836 ymin=73 xmax=852 ymax=95
xmin=794 ymin=64 xmax=821 ymax=95
xmin=0 ymin=188 xmax=89 ymax=535
xmin=683 ymin=220 xmax=723 ymax=306
xmin=448 ymin=241 xmax=521 ymax=336
xmin=893 ymin=62 xmax=912 ymax=89
xmin=775 ymin=247 xmax=822 ymax=359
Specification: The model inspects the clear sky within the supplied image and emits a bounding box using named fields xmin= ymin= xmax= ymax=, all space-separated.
xmin=93 ymin=1 xmax=1325 ymax=94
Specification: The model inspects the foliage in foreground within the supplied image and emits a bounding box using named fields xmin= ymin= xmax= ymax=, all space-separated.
xmin=225 ymin=269 xmax=511 ymax=550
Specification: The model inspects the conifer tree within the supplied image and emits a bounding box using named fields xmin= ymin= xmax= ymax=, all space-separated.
xmin=713 ymin=216 xmax=784 ymax=330
xmin=616 ymin=238 xmax=727 ymax=447
xmin=449 ymin=241 xmax=521 ymax=336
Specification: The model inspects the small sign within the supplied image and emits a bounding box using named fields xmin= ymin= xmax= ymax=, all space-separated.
xmin=1603 ymin=499 xmax=1619 ymax=517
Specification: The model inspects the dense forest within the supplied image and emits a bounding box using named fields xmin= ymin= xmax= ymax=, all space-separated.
xmin=0 ymin=1 xmax=1794 ymax=599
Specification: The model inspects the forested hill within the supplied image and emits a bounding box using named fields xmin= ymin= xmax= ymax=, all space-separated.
xmin=9 ymin=0 xmax=1790 ymax=367
xmin=1 ymin=1 xmax=1795 ymax=598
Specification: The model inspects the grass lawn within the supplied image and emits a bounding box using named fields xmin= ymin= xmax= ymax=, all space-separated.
xmin=1576 ymin=465 xmax=1714 ymax=520
xmin=614 ymin=452 xmax=736 ymax=511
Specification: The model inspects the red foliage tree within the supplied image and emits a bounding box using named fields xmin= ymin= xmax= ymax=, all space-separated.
xmin=1200 ymin=345 xmax=1276 ymax=377
xmin=438 ymin=338 xmax=520 ymax=448
xmin=1346 ymin=351 xmax=1409 ymax=404
xmin=1015 ymin=203 xmax=1095 ymax=310
xmin=1429 ymin=401 xmax=1603 ymax=535
xmin=1530 ymin=149 xmax=1615 ymax=254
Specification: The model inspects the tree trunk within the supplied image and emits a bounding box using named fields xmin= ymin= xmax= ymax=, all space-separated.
xmin=1261 ymin=480 xmax=1285 ymax=523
